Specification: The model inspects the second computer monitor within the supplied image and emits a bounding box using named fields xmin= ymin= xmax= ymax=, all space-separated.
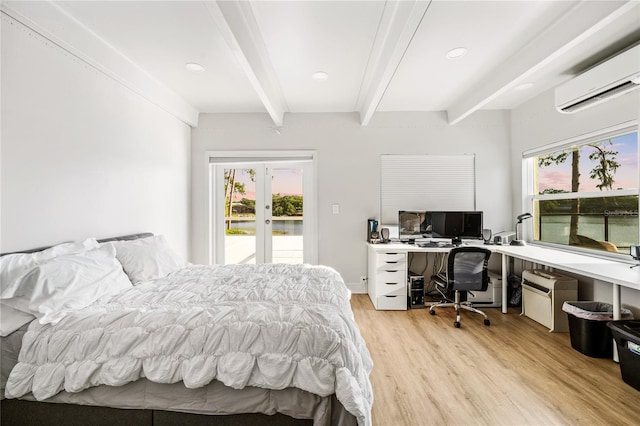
xmin=429 ymin=211 xmax=483 ymax=244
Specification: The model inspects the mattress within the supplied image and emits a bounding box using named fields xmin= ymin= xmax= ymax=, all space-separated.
xmin=2 ymin=326 xmax=354 ymax=425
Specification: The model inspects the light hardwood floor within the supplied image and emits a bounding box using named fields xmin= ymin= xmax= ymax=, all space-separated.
xmin=350 ymin=294 xmax=639 ymax=426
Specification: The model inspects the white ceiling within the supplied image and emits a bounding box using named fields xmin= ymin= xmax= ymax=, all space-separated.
xmin=3 ymin=0 xmax=640 ymax=127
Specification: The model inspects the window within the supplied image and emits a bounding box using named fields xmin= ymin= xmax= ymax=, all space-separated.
xmin=525 ymin=125 xmax=638 ymax=257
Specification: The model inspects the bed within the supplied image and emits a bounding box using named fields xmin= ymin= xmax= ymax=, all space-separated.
xmin=1 ymin=233 xmax=372 ymax=426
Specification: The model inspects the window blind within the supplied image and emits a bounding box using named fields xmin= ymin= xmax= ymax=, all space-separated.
xmin=522 ymin=121 xmax=637 ymax=159
xmin=380 ymin=154 xmax=476 ymax=224
xmin=209 ymin=156 xmax=313 ymax=164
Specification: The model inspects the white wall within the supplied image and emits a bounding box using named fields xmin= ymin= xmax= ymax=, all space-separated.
xmin=191 ymin=111 xmax=512 ymax=288
xmin=1 ymin=13 xmax=191 ymax=257
xmin=511 ymin=88 xmax=640 ymax=313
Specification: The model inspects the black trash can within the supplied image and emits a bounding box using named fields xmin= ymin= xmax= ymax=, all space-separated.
xmin=607 ymin=320 xmax=640 ymax=391
xmin=562 ymin=301 xmax=633 ymax=358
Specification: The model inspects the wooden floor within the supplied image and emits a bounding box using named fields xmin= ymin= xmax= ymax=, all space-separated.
xmin=350 ymin=294 xmax=639 ymax=426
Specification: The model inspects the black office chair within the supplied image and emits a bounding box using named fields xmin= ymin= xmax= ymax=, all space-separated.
xmin=429 ymin=247 xmax=492 ymax=328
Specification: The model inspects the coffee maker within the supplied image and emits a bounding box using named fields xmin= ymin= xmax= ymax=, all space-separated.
xmin=367 ymin=219 xmax=379 ymax=243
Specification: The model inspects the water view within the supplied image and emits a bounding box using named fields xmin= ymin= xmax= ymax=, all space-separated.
xmin=227 ymin=217 xmax=303 ymax=235
xmin=539 ymin=215 xmax=638 ymax=251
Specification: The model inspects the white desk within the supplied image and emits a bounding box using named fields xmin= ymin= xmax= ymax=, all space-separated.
xmin=369 ymin=241 xmax=493 ymax=253
xmin=366 ymin=241 xmax=497 ymax=310
xmin=367 ymin=242 xmax=640 ymax=317
xmin=496 ymin=245 xmax=640 ymax=317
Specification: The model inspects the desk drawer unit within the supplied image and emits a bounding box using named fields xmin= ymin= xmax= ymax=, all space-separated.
xmin=521 ymin=269 xmax=577 ymax=333
xmin=368 ymin=246 xmax=407 ymax=310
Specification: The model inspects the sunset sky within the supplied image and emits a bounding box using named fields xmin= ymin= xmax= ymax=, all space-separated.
xmin=229 ymin=167 xmax=303 ymax=202
xmin=537 ymin=132 xmax=638 ymax=193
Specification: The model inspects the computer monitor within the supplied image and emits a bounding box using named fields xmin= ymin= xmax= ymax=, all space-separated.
xmin=430 ymin=211 xmax=483 ymax=244
xmin=398 ymin=211 xmax=429 ymax=241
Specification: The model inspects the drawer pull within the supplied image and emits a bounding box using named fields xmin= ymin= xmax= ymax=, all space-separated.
xmin=386 ymin=261 xmax=398 ymax=264
xmin=385 ymin=252 xmax=398 ymax=255
xmin=385 ymin=282 xmax=398 ymax=285
xmin=384 ymin=295 xmax=397 ymax=298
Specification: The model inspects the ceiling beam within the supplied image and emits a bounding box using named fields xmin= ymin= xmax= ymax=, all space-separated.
xmin=205 ymin=1 xmax=288 ymax=128
xmin=356 ymin=0 xmax=432 ymax=126
xmin=446 ymin=0 xmax=636 ymax=126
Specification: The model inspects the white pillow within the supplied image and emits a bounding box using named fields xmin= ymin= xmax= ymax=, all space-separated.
xmin=1 ymin=238 xmax=100 ymax=299
xmin=109 ymin=235 xmax=184 ymax=284
xmin=0 ymin=303 xmax=35 ymax=336
xmin=6 ymin=244 xmax=133 ymax=325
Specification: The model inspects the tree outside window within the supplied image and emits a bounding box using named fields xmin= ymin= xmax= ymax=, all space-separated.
xmin=531 ymin=130 xmax=638 ymax=255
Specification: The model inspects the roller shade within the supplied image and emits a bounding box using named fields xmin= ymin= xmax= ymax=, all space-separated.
xmin=522 ymin=122 xmax=636 ymax=159
xmin=380 ymin=154 xmax=476 ymax=224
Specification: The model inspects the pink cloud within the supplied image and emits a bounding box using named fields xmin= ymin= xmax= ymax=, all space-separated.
xmin=539 ymin=169 xmax=571 ymax=192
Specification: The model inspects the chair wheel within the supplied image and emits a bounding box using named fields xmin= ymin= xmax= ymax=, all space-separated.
xmin=484 ymin=319 xmax=490 ymax=326
xmin=429 ymin=310 xmax=436 ymax=315
xmin=454 ymin=321 xmax=461 ymax=328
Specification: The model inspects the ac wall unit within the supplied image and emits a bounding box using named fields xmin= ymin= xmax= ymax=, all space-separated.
xmin=555 ymin=44 xmax=640 ymax=114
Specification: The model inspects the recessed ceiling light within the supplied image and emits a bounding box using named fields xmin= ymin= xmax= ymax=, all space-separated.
xmin=185 ymin=62 xmax=205 ymax=72
xmin=312 ymin=71 xmax=329 ymax=81
xmin=515 ymin=82 xmax=534 ymax=91
xmin=446 ymin=47 xmax=467 ymax=59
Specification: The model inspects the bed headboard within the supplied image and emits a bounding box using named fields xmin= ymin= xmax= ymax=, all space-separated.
xmin=0 ymin=233 xmax=154 ymax=256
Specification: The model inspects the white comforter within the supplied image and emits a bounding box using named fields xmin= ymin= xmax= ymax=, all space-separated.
xmin=5 ymin=263 xmax=373 ymax=426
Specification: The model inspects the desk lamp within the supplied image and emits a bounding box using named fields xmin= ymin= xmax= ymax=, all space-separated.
xmin=510 ymin=213 xmax=532 ymax=246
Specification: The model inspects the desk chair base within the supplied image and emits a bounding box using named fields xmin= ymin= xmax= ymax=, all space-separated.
xmin=429 ymin=290 xmax=490 ymax=328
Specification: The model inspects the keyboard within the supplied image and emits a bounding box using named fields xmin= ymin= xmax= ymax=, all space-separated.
xmin=418 ymin=242 xmax=439 ymax=247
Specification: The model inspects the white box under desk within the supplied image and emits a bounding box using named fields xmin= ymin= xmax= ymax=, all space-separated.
xmin=467 ymin=271 xmax=502 ymax=308
xmin=521 ymin=269 xmax=578 ymax=332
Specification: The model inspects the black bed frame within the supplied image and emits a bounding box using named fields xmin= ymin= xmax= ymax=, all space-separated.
xmin=0 ymin=233 xmax=313 ymax=426
xmin=1 ymin=399 xmax=311 ymax=426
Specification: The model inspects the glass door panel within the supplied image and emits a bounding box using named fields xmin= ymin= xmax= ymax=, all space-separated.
xmin=270 ymin=167 xmax=304 ymax=264
xmin=223 ymin=167 xmax=257 ymax=264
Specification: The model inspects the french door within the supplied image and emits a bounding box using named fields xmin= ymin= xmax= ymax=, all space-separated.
xmin=210 ymin=153 xmax=316 ymax=265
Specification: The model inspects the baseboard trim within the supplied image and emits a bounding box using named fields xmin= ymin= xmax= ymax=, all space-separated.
xmin=347 ymin=282 xmax=367 ymax=294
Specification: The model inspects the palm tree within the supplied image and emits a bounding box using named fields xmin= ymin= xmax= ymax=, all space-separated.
xmin=223 ymin=169 xmax=255 ymax=230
